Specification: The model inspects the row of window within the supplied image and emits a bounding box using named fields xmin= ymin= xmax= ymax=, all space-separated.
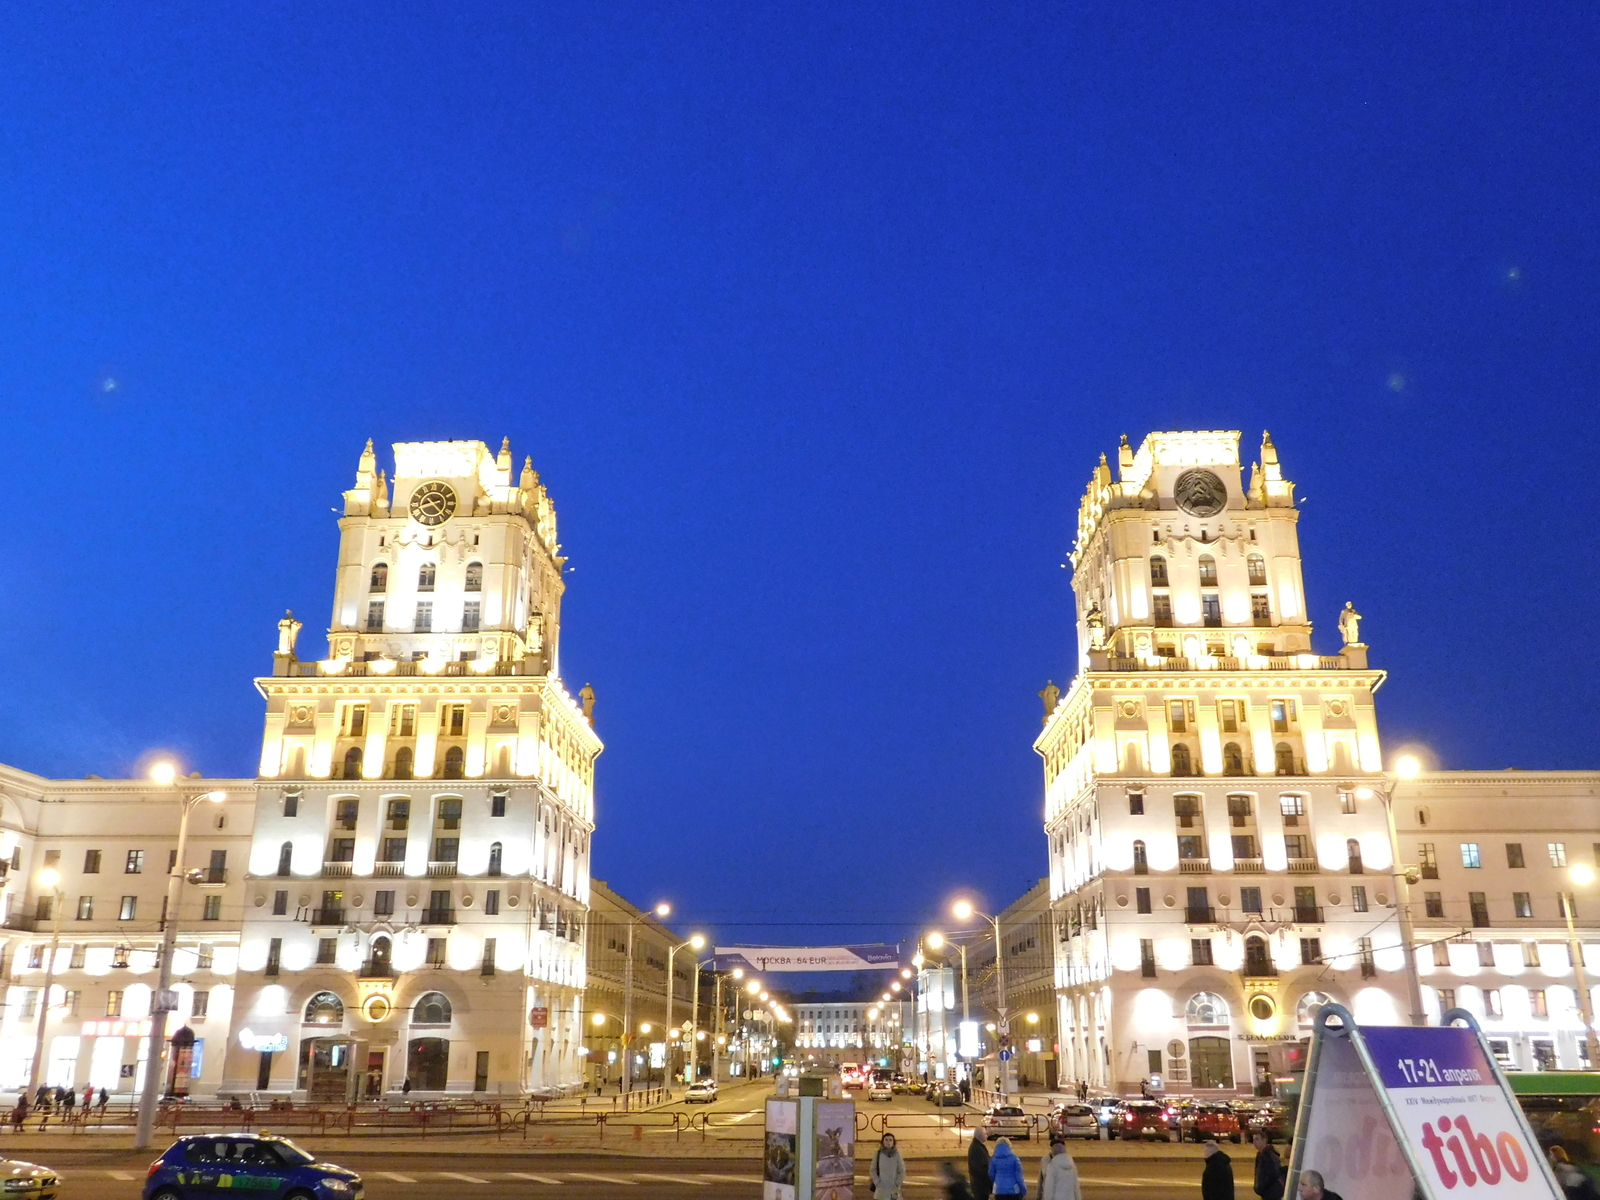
xmin=369 ymin=562 xmax=483 ymax=593
xmin=1137 ymin=790 xmax=1354 ymax=822
xmin=1129 ymin=833 xmax=1336 ymax=870
xmin=24 ymin=943 xmax=216 ymax=971
xmin=1424 ymin=941 xmax=1579 ymax=970
xmin=1434 ymin=986 xmax=1554 ymax=1020
xmin=16 ymin=988 xmax=210 ymax=1020
xmin=308 ymin=988 xmax=454 ymax=1025
xmin=1447 ymin=842 xmax=1595 ymax=870
xmin=1149 ymin=554 xmax=1268 ymax=588
xmin=37 ymin=893 xmax=223 ymax=922
xmin=1422 ymin=890 xmax=1580 ymax=926
xmin=365 ymin=600 xmax=481 ymax=634
xmin=1167 ymin=741 xmax=1311 ymax=777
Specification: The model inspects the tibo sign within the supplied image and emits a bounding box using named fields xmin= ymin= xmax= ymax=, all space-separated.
xmin=1288 ymin=1006 xmax=1561 ymax=1200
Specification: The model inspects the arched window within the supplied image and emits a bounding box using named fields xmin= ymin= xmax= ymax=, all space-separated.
xmin=370 ymin=562 xmax=388 ymax=592
xmin=1297 ymin=991 xmax=1334 ymax=1027
xmin=487 ymin=842 xmax=503 ymax=877
xmin=418 ymin=562 xmax=436 ymax=592
xmin=465 ymin=562 xmax=483 ymax=592
xmin=1150 ymin=556 xmax=1169 ymax=587
xmin=392 ymin=747 xmax=414 ymax=780
xmin=1247 ymin=555 xmax=1266 ymax=586
xmin=1198 ymin=555 xmax=1218 ymax=586
xmin=1132 ymin=840 xmax=1148 ymax=875
xmin=1244 ymin=935 xmax=1273 ymax=976
xmin=1222 ymin=743 xmax=1245 ymax=776
xmin=1186 ymin=992 xmax=1229 ymax=1027
xmin=1347 ymin=838 xmax=1364 ymax=874
xmin=413 ymin=992 xmax=453 ymax=1025
xmin=342 ymin=747 xmax=363 ymax=781
xmin=407 ymin=1037 xmax=449 ymax=1091
xmin=442 ymin=746 xmax=465 ymax=779
xmin=304 ymin=991 xmax=344 ymax=1025
xmin=276 ymin=841 xmax=293 ymax=877
xmin=1274 ymin=743 xmax=1296 ymax=775
xmin=365 ymin=936 xmax=393 ymax=977
xmin=1170 ymin=744 xmax=1194 ymax=777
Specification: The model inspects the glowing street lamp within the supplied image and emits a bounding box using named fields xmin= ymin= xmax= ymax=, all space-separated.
xmin=665 ymin=934 xmax=706 ymax=1084
xmin=137 ymin=764 xmax=225 ymax=1150
xmin=620 ymin=901 xmax=673 ymax=1095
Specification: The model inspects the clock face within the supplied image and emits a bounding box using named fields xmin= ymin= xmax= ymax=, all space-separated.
xmin=408 ymin=481 xmax=457 ymax=526
xmin=1174 ymin=469 xmax=1227 ymax=516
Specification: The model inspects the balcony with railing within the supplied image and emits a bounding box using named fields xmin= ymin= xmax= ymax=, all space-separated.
xmin=321 ymin=863 xmax=353 ymax=878
xmin=1292 ymin=906 xmax=1324 ymax=924
xmin=427 ymin=862 xmax=458 ymax=878
xmin=359 ymin=960 xmax=398 ymax=980
xmin=195 ymin=868 xmax=228 ymax=888
xmin=310 ymin=907 xmax=347 ymax=926
xmin=285 ymin=657 xmax=540 ymax=679
xmin=374 ymin=862 xmax=406 ymax=877
xmin=1240 ymin=962 xmax=1278 ymax=980
xmin=419 ymin=907 xmax=456 ymax=927
xmin=1232 ymin=858 xmax=1265 ymax=874
xmin=1103 ymin=654 xmax=1350 ymax=673
xmin=1287 ymin=859 xmax=1319 ymax=874
xmin=1185 ymin=906 xmax=1216 ymax=924
xmin=1179 ymin=859 xmax=1210 ymax=875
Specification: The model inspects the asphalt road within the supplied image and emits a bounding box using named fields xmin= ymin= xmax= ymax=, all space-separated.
xmin=39 ymin=1150 xmax=1205 ymax=1199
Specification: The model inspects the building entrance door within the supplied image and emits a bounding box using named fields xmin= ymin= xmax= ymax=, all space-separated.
xmin=363 ymin=1049 xmax=386 ymax=1098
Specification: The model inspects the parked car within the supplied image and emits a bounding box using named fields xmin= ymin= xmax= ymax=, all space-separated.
xmin=0 ymin=1157 xmax=62 ymax=1200
xmin=1241 ymin=1101 xmax=1291 ymax=1142
xmin=891 ymin=1076 xmax=925 ymax=1095
xmin=686 ymin=1079 xmax=719 ymax=1103
xmin=144 ymin=1135 xmax=361 ymax=1200
xmin=982 ymin=1104 xmax=1034 ymax=1142
xmin=928 ymin=1083 xmax=966 ymax=1107
xmin=1116 ymin=1099 xmax=1176 ymax=1141
xmin=1178 ymin=1102 xmax=1243 ymax=1143
xmin=1092 ymin=1097 xmax=1125 ymax=1131
xmin=867 ymin=1081 xmax=893 ymax=1102
xmin=1048 ymin=1103 xmax=1101 ymax=1140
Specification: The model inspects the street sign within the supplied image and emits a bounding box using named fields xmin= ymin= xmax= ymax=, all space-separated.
xmin=999 ymin=1049 xmax=1012 ymax=1062
xmin=1289 ymin=1004 xmax=1562 ymax=1200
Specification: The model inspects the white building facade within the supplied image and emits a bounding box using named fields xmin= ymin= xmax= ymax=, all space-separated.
xmin=794 ymin=1000 xmax=908 ymax=1069
xmin=1039 ymin=431 xmax=1599 ymax=1097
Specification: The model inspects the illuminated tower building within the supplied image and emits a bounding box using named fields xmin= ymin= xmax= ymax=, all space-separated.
xmin=1038 ymin=431 xmax=1393 ymax=1096
xmin=221 ymin=439 xmax=600 ymax=1099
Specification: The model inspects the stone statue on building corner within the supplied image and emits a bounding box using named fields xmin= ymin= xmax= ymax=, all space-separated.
xmin=579 ymin=682 xmax=596 ymax=724
xmin=277 ymin=610 xmax=302 ymax=658
xmin=1338 ymin=601 xmax=1363 ymax=646
xmin=1038 ymin=680 xmax=1060 ymax=724
xmin=1085 ymin=602 xmax=1106 ymax=649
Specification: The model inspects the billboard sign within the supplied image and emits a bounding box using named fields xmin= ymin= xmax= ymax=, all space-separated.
xmin=715 ymin=945 xmax=902 ymax=973
xmin=1289 ymin=1005 xmax=1562 ymax=1200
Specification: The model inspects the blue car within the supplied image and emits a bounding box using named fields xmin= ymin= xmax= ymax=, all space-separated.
xmin=143 ymin=1134 xmax=362 ymax=1200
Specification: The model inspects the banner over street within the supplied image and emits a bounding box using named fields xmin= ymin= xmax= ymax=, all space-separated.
xmin=715 ymin=945 xmax=902 ymax=972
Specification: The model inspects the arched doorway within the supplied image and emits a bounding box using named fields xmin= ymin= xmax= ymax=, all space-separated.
xmin=407 ymin=1037 xmax=449 ymax=1090
xmin=1243 ymin=935 xmax=1273 ymax=976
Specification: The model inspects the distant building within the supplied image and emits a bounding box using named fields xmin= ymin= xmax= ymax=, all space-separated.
xmin=584 ymin=880 xmax=692 ymax=1086
xmin=1039 ymin=431 xmax=1599 ymax=1097
xmin=794 ymin=999 xmax=908 ymax=1069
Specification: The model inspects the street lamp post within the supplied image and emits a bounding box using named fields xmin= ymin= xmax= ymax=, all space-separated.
xmin=1360 ymin=756 xmax=1426 ymax=1026
xmin=665 ymin=934 xmax=705 ymax=1087
xmin=27 ymin=869 xmax=64 ymax=1098
xmin=1563 ymin=865 xmax=1600 ymax=1069
xmin=135 ymin=765 xmax=225 ymax=1151
xmin=953 ymin=899 xmax=1008 ymax=1095
xmin=621 ymin=901 xmax=672 ymax=1095
xmin=688 ymin=956 xmax=705 ymax=1084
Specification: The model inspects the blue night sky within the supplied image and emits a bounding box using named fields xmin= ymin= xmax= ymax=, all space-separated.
xmin=0 ymin=5 xmax=1596 ymax=955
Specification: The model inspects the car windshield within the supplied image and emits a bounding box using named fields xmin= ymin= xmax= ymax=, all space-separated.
xmin=1067 ymin=1106 xmax=1093 ymax=1115
xmin=267 ymin=1139 xmax=316 ymax=1166
xmin=994 ymin=1107 xmax=1025 ymax=1116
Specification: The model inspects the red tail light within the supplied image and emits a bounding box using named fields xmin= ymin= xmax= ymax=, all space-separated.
xmin=147 ymin=1160 xmax=163 ymax=1176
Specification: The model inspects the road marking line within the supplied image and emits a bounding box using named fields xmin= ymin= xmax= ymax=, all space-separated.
xmin=505 ymin=1172 xmax=563 ymax=1184
xmin=697 ymin=1174 xmax=756 ymax=1182
xmin=107 ymin=1171 xmax=138 ymax=1180
xmin=377 ymin=1172 xmax=417 ymax=1183
xmin=435 ymin=1172 xmax=489 ymax=1183
xmin=565 ymin=1173 xmax=637 ymax=1185
xmin=632 ymin=1174 xmax=704 ymax=1182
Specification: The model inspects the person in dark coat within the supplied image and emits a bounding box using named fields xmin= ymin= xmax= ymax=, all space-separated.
xmin=1202 ymin=1141 xmax=1235 ymax=1200
xmin=1252 ymin=1132 xmax=1284 ymax=1200
xmin=967 ymin=1133 xmax=993 ymax=1200
xmin=1296 ymin=1170 xmax=1343 ymax=1200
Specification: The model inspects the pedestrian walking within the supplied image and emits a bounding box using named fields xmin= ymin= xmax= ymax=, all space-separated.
xmin=1202 ymin=1140 xmax=1235 ymax=1200
xmin=62 ymin=1089 xmax=74 ymax=1117
xmin=401 ymin=1078 xmax=412 ymax=1095
xmin=940 ymin=1161 xmax=976 ymax=1200
xmin=870 ymin=1133 xmax=906 ymax=1200
xmin=1295 ymin=1169 xmax=1342 ymax=1200
xmin=1548 ymin=1148 xmax=1600 ymax=1200
xmin=1038 ymin=1138 xmax=1082 ymax=1200
xmin=988 ymin=1137 xmax=1026 ymax=1198
xmin=9 ymin=1098 xmax=26 ymax=1133
xmin=97 ymin=1088 xmax=108 ymax=1112
xmin=1252 ymin=1132 xmax=1284 ymax=1200
xmin=966 ymin=1129 xmax=992 ymax=1200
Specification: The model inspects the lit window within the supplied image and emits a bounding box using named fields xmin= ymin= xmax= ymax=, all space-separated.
xmin=118 ymin=896 xmax=136 ymax=921
xmin=1351 ymin=886 xmax=1368 ymax=913
xmin=125 ymin=851 xmax=144 ymax=874
xmin=418 ymin=563 xmax=436 ymax=592
xmin=106 ymin=991 xmax=123 ymax=1017
xmin=1530 ymin=989 xmax=1548 ymax=1018
xmin=1514 ymin=893 xmax=1533 ymax=919
xmin=1548 ymin=843 xmax=1567 ymax=867
xmin=1483 ymin=988 xmax=1502 ymax=1018
xmin=76 ymin=896 xmax=94 ymax=920
xmin=1461 ymin=844 xmax=1481 ymax=869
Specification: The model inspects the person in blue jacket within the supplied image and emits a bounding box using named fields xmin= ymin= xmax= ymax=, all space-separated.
xmin=989 ymin=1137 xmax=1026 ymax=1198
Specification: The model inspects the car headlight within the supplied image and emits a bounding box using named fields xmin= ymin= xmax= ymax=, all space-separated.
xmin=321 ymin=1181 xmax=352 ymax=1193
xmin=3 ymin=1181 xmax=37 ymax=1191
